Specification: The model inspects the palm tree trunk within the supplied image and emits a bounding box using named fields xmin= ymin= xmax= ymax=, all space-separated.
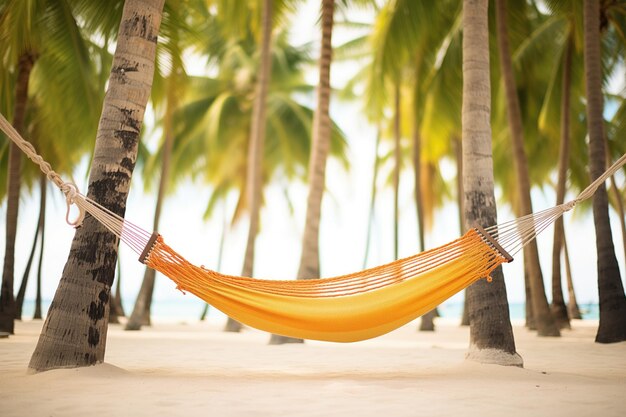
xmin=393 ymin=83 xmax=401 ymax=261
xmin=108 ymin=256 xmax=121 ymax=324
xmin=112 ymin=256 xmax=125 ymax=318
xmin=495 ymin=0 xmax=559 ymax=337
xmin=225 ymin=0 xmax=274 ymax=334
xmin=28 ymin=0 xmax=165 ymax=371
xmin=15 ymin=175 xmax=46 ymax=320
xmin=33 ymin=176 xmax=47 ymax=320
xmin=414 ymin=127 xmax=436 ymax=331
xmin=454 ymin=138 xmax=471 ymax=327
xmin=413 ymin=125 xmax=425 ymax=254
xmin=605 ymin=143 xmax=626 ymax=265
xmin=583 ymin=0 xmax=626 ymax=343
xmin=462 ymin=0 xmax=521 ymax=366
xmin=0 ymin=52 xmax=35 ymax=334
xmin=550 ymin=36 xmax=573 ymax=330
xmin=125 ymin=75 xmax=176 ymax=331
xmin=362 ymin=130 xmax=381 ymax=269
xmin=269 ymin=0 xmax=334 ymax=345
xmin=562 ymin=232 xmax=582 ymax=319
xmin=201 ymin=202 xmax=228 ymax=321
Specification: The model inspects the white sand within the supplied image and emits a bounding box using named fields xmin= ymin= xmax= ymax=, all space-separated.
xmin=1 ymin=318 xmax=624 ymax=417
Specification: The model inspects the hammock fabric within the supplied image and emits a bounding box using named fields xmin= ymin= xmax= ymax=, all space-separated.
xmin=1 ymin=113 xmax=625 ymax=342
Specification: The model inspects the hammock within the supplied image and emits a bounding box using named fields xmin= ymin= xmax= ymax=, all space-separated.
xmin=1 ymin=113 xmax=625 ymax=342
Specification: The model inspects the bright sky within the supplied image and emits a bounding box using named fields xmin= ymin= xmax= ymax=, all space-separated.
xmin=1 ymin=1 xmax=625 ymax=320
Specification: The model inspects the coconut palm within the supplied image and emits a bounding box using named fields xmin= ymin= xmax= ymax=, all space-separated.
xmin=165 ymin=11 xmax=347 ymax=332
xmin=0 ymin=0 xmax=107 ymax=333
xmin=269 ymin=0 xmax=336 ymax=345
xmin=124 ymin=1 xmax=199 ymax=330
xmin=583 ymin=0 xmax=626 ymax=344
xmin=494 ymin=0 xmax=559 ymax=337
xmin=29 ymin=0 xmax=166 ymax=371
xmin=462 ymin=0 xmax=521 ymax=366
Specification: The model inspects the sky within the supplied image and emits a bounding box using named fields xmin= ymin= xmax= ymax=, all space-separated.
xmin=1 ymin=1 xmax=625 ymax=320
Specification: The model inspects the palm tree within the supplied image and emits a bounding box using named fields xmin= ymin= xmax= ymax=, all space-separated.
xmin=583 ymin=0 xmax=626 ymax=344
xmin=0 ymin=51 xmax=35 ymax=333
xmin=124 ymin=71 xmax=180 ymax=331
xmin=124 ymin=6 xmax=193 ymax=330
xmin=0 ymin=0 xmax=109 ymax=333
xmin=29 ymin=0 xmax=166 ymax=371
xmin=494 ymin=0 xmax=559 ymax=337
xmin=224 ymin=0 xmax=274 ymax=333
xmin=269 ymin=0 xmax=336 ymax=344
xmin=550 ymin=34 xmax=573 ymax=329
xmin=15 ymin=175 xmax=45 ymax=320
xmin=462 ymin=0 xmax=521 ymax=366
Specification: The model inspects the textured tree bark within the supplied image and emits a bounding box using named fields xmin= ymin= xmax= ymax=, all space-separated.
xmin=225 ymin=0 xmax=274 ymax=334
xmin=0 ymin=53 xmax=35 ymax=334
xmin=29 ymin=0 xmax=165 ymax=371
xmin=270 ymin=0 xmax=335 ymax=345
xmin=550 ymin=36 xmax=573 ymax=330
xmin=462 ymin=0 xmax=522 ymax=366
xmin=583 ymin=0 xmax=626 ymax=343
xmin=495 ymin=0 xmax=559 ymax=337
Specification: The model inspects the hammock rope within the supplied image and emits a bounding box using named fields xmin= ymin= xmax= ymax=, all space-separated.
xmin=1 ymin=112 xmax=625 ymax=342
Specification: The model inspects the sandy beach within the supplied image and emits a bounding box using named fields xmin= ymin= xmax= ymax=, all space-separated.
xmin=1 ymin=318 xmax=624 ymax=417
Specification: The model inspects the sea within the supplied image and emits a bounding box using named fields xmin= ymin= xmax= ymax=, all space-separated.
xmin=19 ymin=298 xmax=600 ymax=323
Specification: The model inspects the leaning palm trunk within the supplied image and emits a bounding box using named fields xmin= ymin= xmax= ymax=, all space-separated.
xmin=33 ymin=176 xmax=47 ymax=320
xmin=462 ymin=0 xmax=521 ymax=366
xmin=606 ymin=147 xmax=626 ymax=265
xmin=224 ymin=0 xmax=274 ymax=334
xmin=0 ymin=53 xmax=35 ymax=334
xmin=456 ymin=138 xmax=471 ymax=327
xmin=393 ymin=83 xmax=401 ymax=260
xmin=550 ymin=36 xmax=573 ymax=330
xmin=15 ymin=174 xmax=46 ymax=320
xmin=125 ymin=76 xmax=177 ymax=331
xmin=414 ymin=126 xmax=436 ymax=331
xmin=562 ymin=233 xmax=581 ymax=319
xmin=270 ymin=0 xmax=335 ymax=345
xmin=583 ymin=0 xmax=626 ymax=344
xmin=362 ymin=130 xmax=381 ymax=269
xmin=29 ymin=0 xmax=165 ymax=371
xmin=495 ymin=0 xmax=558 ymax=337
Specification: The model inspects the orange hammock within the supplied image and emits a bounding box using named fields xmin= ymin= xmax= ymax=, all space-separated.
xmin=1 ymin=113 xmax=625 ymax=342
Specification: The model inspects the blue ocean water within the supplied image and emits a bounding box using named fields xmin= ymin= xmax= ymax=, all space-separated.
xmin=20 ymin=298 xmax=600 ymax=322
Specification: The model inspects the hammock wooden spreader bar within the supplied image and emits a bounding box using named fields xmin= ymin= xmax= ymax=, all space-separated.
xmin=1 ymin=112 xmax=625 ymax=342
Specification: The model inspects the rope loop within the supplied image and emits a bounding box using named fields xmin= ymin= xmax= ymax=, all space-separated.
xmin=61 ymin=183 xmax=86 ymax=228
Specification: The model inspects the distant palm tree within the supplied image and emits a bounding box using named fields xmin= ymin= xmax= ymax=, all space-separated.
xmin=462 ymin=0 xmax=521 ymax=366
xmin=550 ymin=33 xmax=574 ymax=330
xmin=29 ymin=0 xmax=166 ymax=371
xmin=125 ymin=4 xmax=196 ymax=330
xmin=494 ymin=0 xmax=559 ymax=337
xmin=0 ymin=0 xmax=105 ymax=334
xmin=583 ymin=0 xmax=626 ymax=344
xmin=227 ymin=0 xmax=274 ymax=333
xmin=270 ymin=0 xmax=336 ymax=345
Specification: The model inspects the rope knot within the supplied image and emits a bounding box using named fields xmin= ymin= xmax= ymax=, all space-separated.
xmin=61 ymin=183 xmax=86 ymax=228
xmin=561 ymin=200 xmax=577 ymax=212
